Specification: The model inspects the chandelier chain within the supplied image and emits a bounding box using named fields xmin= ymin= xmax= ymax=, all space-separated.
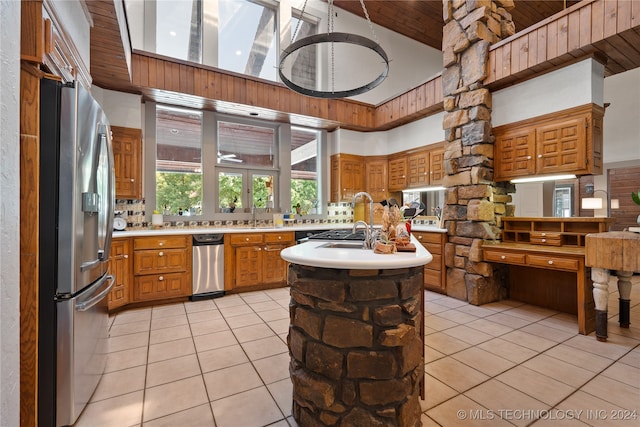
xmin=359 ymin=0 xmax=379 ymax=44
xmin=291 ymin=0 xmax=309 ymax=43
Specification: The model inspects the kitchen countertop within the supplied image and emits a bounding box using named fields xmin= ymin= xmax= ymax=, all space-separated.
xmin=113 ymin=223 xmax=447 ymax=238
xmin=280 ymin=235 xmax=433 ymax=269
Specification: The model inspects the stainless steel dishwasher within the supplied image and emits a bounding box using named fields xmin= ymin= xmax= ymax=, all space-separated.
xmin=192 ymin=234 xmax=225 ymax=300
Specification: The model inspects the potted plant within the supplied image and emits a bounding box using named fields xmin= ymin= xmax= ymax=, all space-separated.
xmin=632 ymin=189 xmax=640 ymax=224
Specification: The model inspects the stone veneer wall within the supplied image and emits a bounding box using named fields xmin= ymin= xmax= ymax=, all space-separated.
xmin=441 ymin=0 xmax=516 ymax=305
xmin=288 ymin=264 xmax=424 ymax=426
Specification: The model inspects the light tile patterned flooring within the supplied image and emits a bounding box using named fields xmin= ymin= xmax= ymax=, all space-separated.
xmin=77 ymin=276 xmax=640 ymax=427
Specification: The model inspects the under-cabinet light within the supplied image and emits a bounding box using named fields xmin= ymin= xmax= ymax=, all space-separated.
xmin=402 ymin=186 xmax=445 ymax=193
xmin=510 ymin=174 xmax=576 ymax=183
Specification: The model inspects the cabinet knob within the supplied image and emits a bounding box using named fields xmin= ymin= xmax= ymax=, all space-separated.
xmin=538 ymin=154 xmax=543 ymax=158
xmin=548 ymin=260 xmax=554 ymax=265
xmin=245 ymin=237 xmax=249 ymax=241
xmin=123 ymin=254 xmax=128 ymax=259
xmin=541 ymin=233 xmax=546 ymax=236
xmin=527 ymin=156 xmax=532 ymax=160
xmin=256 ymin=247 xmax=262 ymax=251
xmin=418 ymin=235 xmax=422 ymax=240
xmin=278 ymin=236 xmax=282 ymax=240
xmin=159 ymin=242 xmax=164 ymax=246
xmin=130 ymin=178 xmax=135 ymax=182
xmin=158 ymin=251 xmax=164 ymax=257
xmin=158 ymin=276 xmax=164 ymax=281
xmin=542 ymin=239 xmax=546 ymax=243
xmin=501 ymin=255 xmax=506 ymax=260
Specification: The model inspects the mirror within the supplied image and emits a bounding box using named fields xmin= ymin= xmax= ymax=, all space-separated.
xmin=512 ymin=178 xmax=579 ymax=217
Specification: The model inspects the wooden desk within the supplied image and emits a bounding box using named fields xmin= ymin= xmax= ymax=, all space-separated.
xmin=585 ymin=231 xmax=640 ymax=341
xmin=483 ymin=242 xmax=594 ymax=335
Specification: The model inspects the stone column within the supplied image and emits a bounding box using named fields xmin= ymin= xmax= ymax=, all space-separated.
xmin=288 ymin=265 xmax=424 ymax=426
xmin=441 ymin=0 xmax=515 ymax=305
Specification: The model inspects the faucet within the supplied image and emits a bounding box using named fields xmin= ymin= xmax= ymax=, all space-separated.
xmin=352 ymin=220 xmax=372 ymax=249
xmin=352 ymin=191 xmax=375 ymax=249
xmin=251 ymin=204 xmax=257 ymax=228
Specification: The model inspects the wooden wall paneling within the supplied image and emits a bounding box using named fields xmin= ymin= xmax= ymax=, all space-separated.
xmin=617 ymin=0 xmax=632 ymax=32
xmin=608 ymin=166 xmax=640 ymax=231
xmin=527 ymin=31 xmax=538 ymax=69
xmin=155 ymin=57 xmax=165 ymax=89
xmin=579 ymin=4 xmax=593 ymax=48
xmin=556 ymin=15 xmax=569 ymax=57
xmin=518 ymin=36 xmax=528 ymax=73
xmin=546 ymin=19 xmax=559 ymax=60
xmin=490 ymin=47 xmax=500 ymax=81
xmin=399 ymin=93 xmax=408 ymax=119
xmin=591 ymin=0 xmax=605 ymax=42
xmin=567 ymin=9 xmax=582 ymax=53
xmin=603 ymin=0 xmax=618 ymax=38
xmin=148 ymin=56 xmax=158 ymax=88
xmin=536 ymin=26 xmax=548 ymax=70
xmin=434 ymin=76 xmax=443 ymax=105
xmin=138 ymin=55 xmax=149 ymax=88
xmin=502 ymin=42 xmax=512 ymax=78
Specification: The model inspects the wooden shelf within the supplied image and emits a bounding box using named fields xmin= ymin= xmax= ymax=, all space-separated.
xmin=501 ymin=217 xmax=614 ymax=248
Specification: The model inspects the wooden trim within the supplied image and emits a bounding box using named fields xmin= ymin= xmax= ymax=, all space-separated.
xmin=21 ymin=0 xmax=44 ymax=63
xmin=20 ymin=62 xmax=42 ymax=427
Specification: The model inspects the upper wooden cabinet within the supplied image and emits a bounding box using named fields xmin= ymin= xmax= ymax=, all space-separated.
xmin=388 ymin=157 xmax=407 ymax=192
xmin=365 ymin=158 xmax=388 ymax=202
xmin=405 ymin=143 xmax=445 ymax=189
xmin=111 ymin=126 xmax=143 ymax=199
xmin=494 ymin=104 xmax=604 ymax=182
xmin=429 ymin=147 xmax=445 ymax=186
xmin=330 ymin=154 xmax=365 ymax=202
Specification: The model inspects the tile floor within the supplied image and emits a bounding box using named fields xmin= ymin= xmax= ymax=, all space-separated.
xmin=77 ymin=275 xmax=640 ymax=427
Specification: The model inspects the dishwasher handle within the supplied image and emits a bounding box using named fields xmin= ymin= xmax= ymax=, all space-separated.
xmin=192 ymin=234 xmax=224 ymax=246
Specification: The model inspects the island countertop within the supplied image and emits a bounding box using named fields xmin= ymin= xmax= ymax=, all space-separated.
xmin=280 ymin=235 xmax=433 ymax=269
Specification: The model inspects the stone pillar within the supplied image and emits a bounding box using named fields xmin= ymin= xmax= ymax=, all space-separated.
xmin=441 ymin=0 xmax=515 ymax=305
xmin=288 ymin=264 xmax=424 ymax=426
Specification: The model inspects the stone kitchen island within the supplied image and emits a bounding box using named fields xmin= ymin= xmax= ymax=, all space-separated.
xmin=281 ymin=238 xmax=432 ymax=426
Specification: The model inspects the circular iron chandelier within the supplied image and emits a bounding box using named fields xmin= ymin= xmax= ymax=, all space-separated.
xmin=278 ymin=0 xmax=389 ymax=99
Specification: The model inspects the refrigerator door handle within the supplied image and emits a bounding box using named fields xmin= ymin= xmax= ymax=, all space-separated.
xmin=75 ymin=275 xmax=114 ymax=312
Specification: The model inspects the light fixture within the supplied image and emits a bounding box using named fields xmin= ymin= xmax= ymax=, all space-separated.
xmin=402 ymin=186 xmax=446 ymax=193
xmin=581 ymin=189 xmax=618 ymax=213
xmin=510 ymin=174 xmax=576 ymax=184
xmin=278 ymin=0 xmax=389 ymax=98
xmin=581 ymin=197 xmax=603 ymax=210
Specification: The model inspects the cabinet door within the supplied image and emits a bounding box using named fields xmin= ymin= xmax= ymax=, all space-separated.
xmin=108 ymin=239 xmax=131 ymax=310
xmin=365 ymin=159 xmax=388 ymax=201
xmin=494 ymin=129 xmax=536 ymax=181
xmin=536 ymin=117 xmax=586 ymax=175
xmin=235 ymin=246 xmax=263 ymax=287
xmin=111 ymin=126 xmax=142 ymax=199
xmin=429 ymin=148 xmax=445 ymax=186
xmin=330 ymin=156 xmax=340 ymax=202
xmin=133 ymin=273 xmax=190 ymax=302
xmin=388 ymin=157 xmax=407 ymax=191
xmin=342 ymin=159 xmax=365 ymax=201
xmin=262 ymin=244 xmax=288 ymax=284
xmin=407 ymin=152 xmax=429 ymax=188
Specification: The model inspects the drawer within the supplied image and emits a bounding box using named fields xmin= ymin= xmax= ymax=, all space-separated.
xmin=423 ymin=268 xmax=442 ymax=287
xmin=424 ymin=253 xmax=442 ymax=271
xmin=134 ymin=249 xmax=187 ymax=275
xmin=423 ymin=242 xmax=442 ymax=255
xmin=530 ymin=232 xmax=562 ymax=246
xmin=133 ymin=235 xmax=188 ymax=250
xmin=230 ymin=233 xmax=264 ymax=245
xmin=484 ymin=249 xmax=526 ymax=265
xmin=265 ymin=232 xmax=294 ymax=243
xmin=413 ymin=232 xmax=442 ymax=244
xmin=526 ymin=254 xmax=579 ymax=271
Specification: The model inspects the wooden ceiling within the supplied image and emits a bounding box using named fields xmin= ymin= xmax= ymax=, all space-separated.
xmin=332 ymin=0 xmax=581 ymax=51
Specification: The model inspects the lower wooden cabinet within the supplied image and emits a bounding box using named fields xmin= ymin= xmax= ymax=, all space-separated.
xmin=225 ymin=231 xmax=295 ymax=291
xmin=132 ymin=235 xmax=192 ymax=302
xmin=108 ymin=238 xmax=132 ymax=311
xmin=413 ymin=231 xmax=447 ymax=293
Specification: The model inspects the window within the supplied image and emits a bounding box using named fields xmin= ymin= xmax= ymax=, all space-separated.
xmin=156 ymin=0 xmax=202 ymax=63
xmin=290 ymin=127 xmax=319 ymax=214
xmin=216 ymin=120 xmax=279 ymax=212
xmin=218 ymin=0 xmax=277 ymax=80
xmin=289 ymin=14 xmax=318 ymax=90
xmin=155 ymin=106 xmax=203 ymax=215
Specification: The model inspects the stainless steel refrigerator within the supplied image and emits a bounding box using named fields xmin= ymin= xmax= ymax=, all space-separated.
xmin=39 ymin=78 xmax=115 ymax=427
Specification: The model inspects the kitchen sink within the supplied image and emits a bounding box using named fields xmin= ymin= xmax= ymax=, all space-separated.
xmin=318 ymin=242 xmax=366 ymax=249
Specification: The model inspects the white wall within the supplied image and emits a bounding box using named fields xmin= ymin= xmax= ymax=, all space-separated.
xmin=0 ymin=1 xmax=21 ymax=425
xmin=492 ymin=58 xmax=605 ymax=127
xmin=92 ymin=87 xmax=144 ymax=129
xmin=602 ymin=67 xmax=640 ymax=164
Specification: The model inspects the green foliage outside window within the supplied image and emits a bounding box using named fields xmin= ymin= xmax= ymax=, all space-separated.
xmin=218 ymin=173 xmax=243 ymax=211
xmin=291 ymin=179 xmax=318 ymax=213
xmin=156 ymin=172 xmax=202 ymax=215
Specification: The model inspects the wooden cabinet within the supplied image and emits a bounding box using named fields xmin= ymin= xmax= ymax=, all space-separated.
xmin=494 ymin=104 xmax=604 ymax=182
xmin=111 ymin=126 xmax=143 ymax=199
xmin=407 ymin=151 xmax=429 ymax=188
xmin=108 ymin=238 xmax=132 ymax=311
xmin=388 ymin=157 xmax=407 ymax=192
xmin=330 ymin=154 xmax=365 ymax=202
xmin=132 ymin=235 xmax=191 ymax=302
xmin=365 ymin=158 xmax=388 ymax=201
xmin=429 ymin=147 xmax=445 ymax=186
xmin=413 ymin=231 xmax=447 ymax=293
xmin=225 ymin=231 xmax=295 ymax=291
